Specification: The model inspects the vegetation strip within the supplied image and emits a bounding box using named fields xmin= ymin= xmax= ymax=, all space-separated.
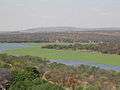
xmin=3 ymin=43 xmax=120 ymax=66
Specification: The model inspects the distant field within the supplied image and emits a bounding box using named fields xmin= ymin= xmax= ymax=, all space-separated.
xmin=2 ymin=43 xmax=120 ymax=66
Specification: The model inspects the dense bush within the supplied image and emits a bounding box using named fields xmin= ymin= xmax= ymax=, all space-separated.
xmin=0 ymin=54 xmax=120 ymax=90
xmin=9 ymin=79 xmax=64 ymax=90
xmin=42 ymin=43 xmax=120 ymax=55
xmin=12 ymin=67 xmax=39 ymax=81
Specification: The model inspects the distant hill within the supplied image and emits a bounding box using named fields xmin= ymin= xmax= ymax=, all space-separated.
xmin=20 ymin=27 xmax=120 ymax=33
xmin=0 ymin=27 xmax=120 ymax=43
xmin=19 ymin=27 xmax=81 ymax=33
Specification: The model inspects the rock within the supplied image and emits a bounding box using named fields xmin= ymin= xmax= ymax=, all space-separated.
xmin=0 ymin=68 xmax=12 ymax=90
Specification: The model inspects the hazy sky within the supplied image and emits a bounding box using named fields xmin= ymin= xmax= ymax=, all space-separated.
xmin=0 ymin=0 xmax=120 ymax=31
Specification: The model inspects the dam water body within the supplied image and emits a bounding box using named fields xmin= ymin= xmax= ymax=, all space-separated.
xmin=0 ymin=43 xmax=120 ymax=71
xmin=0 ymin=43 xmax=30 ymax=52
xmin=50 ymin=60 xmax=120 ymax=71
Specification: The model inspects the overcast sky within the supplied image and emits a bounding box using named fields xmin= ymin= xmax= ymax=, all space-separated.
xmin=0 ymin=0 xmax=120 ymax=31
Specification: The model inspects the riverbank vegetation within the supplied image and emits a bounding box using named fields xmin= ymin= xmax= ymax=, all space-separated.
xmin=42 ymin=43 xmax=120 ymax=55
xmin=4 ymin=43 xmax=120 ymax=66
xmin=0 ymin=54 xmax=120 ymax=90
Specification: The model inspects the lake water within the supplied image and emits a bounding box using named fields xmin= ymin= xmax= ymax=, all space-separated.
xmin=50 ymin=60 xmax=120 ymax=71
xmin=0 ymin=43 xmax=29 ymax=52
xmin=0 ymin=43 xmax=120 ymax=71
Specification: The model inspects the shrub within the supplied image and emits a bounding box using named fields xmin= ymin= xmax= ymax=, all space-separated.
xmin=9 ymin=79 xmax=64 ymax=90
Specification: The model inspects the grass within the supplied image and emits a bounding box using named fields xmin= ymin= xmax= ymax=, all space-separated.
xmin=3 ymin=43 xmax=120 ymax=66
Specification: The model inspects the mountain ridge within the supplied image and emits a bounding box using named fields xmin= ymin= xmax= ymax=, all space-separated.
xmin=19 ymin=27 xmax=120 ymax=33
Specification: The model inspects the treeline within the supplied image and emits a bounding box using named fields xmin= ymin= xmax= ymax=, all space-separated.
xmin=96 ymin=43 xmax=120 ymax=55
xmin=42 ymin=43 xmax=96 ymax=50
xmin=42 ymin=43 xmax=120 ymax=55
xmin=0 ymin=54 xmax=120 ymax=90
xmin=0 ymin=31 xmax=120 ymax=43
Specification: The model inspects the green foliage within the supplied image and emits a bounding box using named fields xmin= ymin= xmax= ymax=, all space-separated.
xmin=30 ymin=83 xmax=64 ymax=90
xmin=13 ymin=67 xmax=39 ymax=81
xmin=42 ymin=43 xmax=96 ymax=51
xmin=9 ymin=79 xmax=64 ymax=90
xmin=42 ymin=43 xmax=120 ymax=55
xmin=77 ymin=85 xmax=99 ymax=90
xmin=9 ymin=80 xmax=33 ymax=90
xmin=0 ymin=60 xmax=10 ymax=68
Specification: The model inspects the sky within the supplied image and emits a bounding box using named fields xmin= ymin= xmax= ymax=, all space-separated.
xmin=0 ymin=0 xmax=120 ymax=31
